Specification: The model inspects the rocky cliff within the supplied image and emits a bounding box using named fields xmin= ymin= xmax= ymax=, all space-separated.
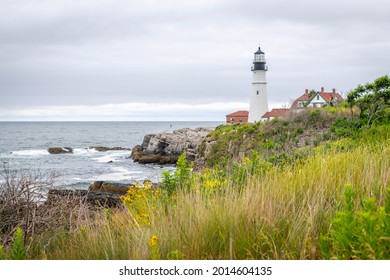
xmin=131 ymin=127 xmax=215 ymax=164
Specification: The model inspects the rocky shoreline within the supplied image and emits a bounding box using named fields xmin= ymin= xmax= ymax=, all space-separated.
xmin=46 ymin=126 xmax=215 ymax=207
xmin=47 ymin=127 xmax=214 ymax=165
xmin=131 ymin=127 xmax=214 ymax=164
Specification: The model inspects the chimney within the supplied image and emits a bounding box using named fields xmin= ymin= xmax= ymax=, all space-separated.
xmin=305 ymin=89 xmax=308 ymax=94
xmin=321 ymin=87 xmax=324 ymax=92
xmin=332 ymin=88 xmax=336 ymax=94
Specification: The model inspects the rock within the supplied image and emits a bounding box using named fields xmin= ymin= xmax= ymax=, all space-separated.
xmin=132 ymin=127 xmax=214 ymax=164
xmin=131 ymin=145 xmax=144 ymax=162
xmin=48 ymin=147 xmax=73 ymax=154
xmin=46 ymin=189 xmax=121 ymax=208
xmin=46 ymin=179 xmax=160 ymax=208
xmin=137 ymin=154 xmax=179 ymax=164
xmin=141 ymin=134 xmax=156 ymax=147
xmin=88 ymin=181 xmax=134 ymax=195
xmin=89 ymin=146 xmax=131 ymax=152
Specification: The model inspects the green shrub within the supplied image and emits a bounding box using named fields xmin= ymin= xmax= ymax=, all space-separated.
xmin=230 ymin=151 xmax=272 ymax=187
xmin=162 ymin=152 xmax=193 ymax=196
xmin=330 ymin=117 xmax=360 ymax=137
xmin=11 ymin=227 xmax=26 ymax=260
xmin=0 ymin=245 xmax=5 ymax=260
xmin=167 ymin=250 xmax=185 ymax=260
xmin=320 ymin=186 xmax=390 ymax=259
xmin=347 ymin=75 xmax=390 ymax=127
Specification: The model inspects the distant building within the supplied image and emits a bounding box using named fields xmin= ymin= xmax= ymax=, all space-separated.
xmin=260 ymin=87 xmax=343 ymax=121
xmin=226 ymin=110 xmax=249 ymax=124
xmin=261 ymin=108 xmax=289 ymax=121
xmin=291 ymin=87 xmax=343 ymax=113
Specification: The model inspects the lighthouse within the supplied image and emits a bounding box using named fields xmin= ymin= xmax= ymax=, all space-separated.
xmin=248 ymin=47 xmax=269 ymax=123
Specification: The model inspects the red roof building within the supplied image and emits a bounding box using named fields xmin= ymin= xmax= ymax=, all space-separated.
xmin=291 ymin=87 xmax=344 ymax=110
xmin=226 ymin=110 xmax=249 ymax=124
xmin=261 ymin=108 xmax=289 ymax=120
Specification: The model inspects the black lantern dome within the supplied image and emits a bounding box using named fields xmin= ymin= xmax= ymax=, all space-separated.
xmin=252 ymin=47 xmax=268 ymax=71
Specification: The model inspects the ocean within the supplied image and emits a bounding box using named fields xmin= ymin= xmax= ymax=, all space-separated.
xmin=0 ymin=121 xmax=221 ymax=189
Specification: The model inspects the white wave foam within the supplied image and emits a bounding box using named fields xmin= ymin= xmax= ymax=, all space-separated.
xmin=11 ymin=149 xmax=49 ymax=156
xmin=87 ymin=166 xmax=143 ymax=181
xmin=111 ymin=166 xmax=142 ymax=174
xmin=73 ymin=148 xmax=99 ymax=155
xmin=71 ymin=177 xmax=83 ymax=181
xmin=88 ymin=172 xmax=134 ymax=181
xmin=92 ymin=151 xmax=129 ymax=163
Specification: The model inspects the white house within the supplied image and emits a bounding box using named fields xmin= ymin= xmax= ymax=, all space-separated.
xmin=291 ymin=87 xmax=343 ymax=113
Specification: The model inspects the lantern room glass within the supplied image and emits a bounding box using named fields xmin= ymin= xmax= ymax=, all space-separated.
xmin=254 ymin=53 xmax=265 ymax=63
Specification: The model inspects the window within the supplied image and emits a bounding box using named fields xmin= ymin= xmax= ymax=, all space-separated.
xmin=254 ymin=54 xmax=265 ymax=62
xmin=239 ymin=118 xmax=243 ymax=122
xmin=316 ymin=95 xmax=319 ymax=100
xmin=257 ymin=91 xmax=259 ymax=95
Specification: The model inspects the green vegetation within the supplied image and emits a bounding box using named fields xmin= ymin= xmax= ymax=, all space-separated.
xmin=10 ymin=227 xmax=26 ymax=260
xmin=162 ymin=152 xmax=193 ymax=196
xmin=0 ymin=76 xmax=389 ymax=259
xmin=0 ymin=245 xmax=5 ymax=260
xmin=0 ymin=227 xmax=27 ymax=260
xmin=347 ymin=75 xmax=390 ymax=127
xmin=201 ymin=107 xmax=354 ymax=169
xmin=320 ymin=186 xmax=390 ymax=259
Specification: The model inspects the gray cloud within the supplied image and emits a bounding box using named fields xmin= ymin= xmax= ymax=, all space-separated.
xmin=0 ymin=0 xmax=389 ymax=120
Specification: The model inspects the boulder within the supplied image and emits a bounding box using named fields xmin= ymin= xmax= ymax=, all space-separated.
xmin=48 ymin=147 xmax=73 ymax=154
xmin=136 ymin=154 xmax=179 ymax=165
xmin=132 ymin=127 xmax=214 ymax=164
xmin=46 ymin=189 xmax=121 ymax=208
xmin=131 ymin=145 xmax=144 ymax=162
xmin=88 ymin=181 xmax=134 ymax=195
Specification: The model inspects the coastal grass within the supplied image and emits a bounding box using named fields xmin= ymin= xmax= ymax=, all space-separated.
xmin=27 ymin=126 xmax=389 ymax=260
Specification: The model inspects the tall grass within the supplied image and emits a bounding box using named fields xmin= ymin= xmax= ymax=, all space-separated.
xmin=31 ymin=128 xmax=389 ymax=260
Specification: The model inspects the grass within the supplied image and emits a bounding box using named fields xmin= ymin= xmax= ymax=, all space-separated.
xmin=19 ymin=125 xmax=388 ymax=260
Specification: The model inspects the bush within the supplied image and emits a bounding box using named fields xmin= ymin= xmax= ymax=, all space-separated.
xmin=320 ymin=185 xmax=390 ymax=259
xmin=330 ymin=117 xmax=361 ymax=137
xmin=11 ymin=227 xmax=26 ymax=260
xmin=0 ymin=166 xmax=57 ymax=244
xmin=0 ymin=245 xmax=5 ymax=260
xmin=120 ymin=182 xmax=160 ymax=226
xmin=161 ymin=152 xmax=193 ymax=196
xmin=230 ymin=151 xmax=272 ymax=187
xmin=347 ymin=75 xmax=390 ymax=127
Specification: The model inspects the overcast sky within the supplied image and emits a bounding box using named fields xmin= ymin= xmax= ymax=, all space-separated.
xmin=0 ymin=0 xmax=389 ymax=121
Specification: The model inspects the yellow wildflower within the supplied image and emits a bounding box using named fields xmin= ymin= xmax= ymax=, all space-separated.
xmin=149 ymin=235 xmax=159 ymax=247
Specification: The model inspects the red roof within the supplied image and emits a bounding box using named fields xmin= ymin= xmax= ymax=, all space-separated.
xmin=226 ymin=110 xmax=249 ymax=117
xmin=291 ymin=93 xmax=311 ymax=108
xmin=295 ymin=93 xmax=311 ymax=102
xmin=318 ymin=92 xmax=344 ymax=102
xmin=261 ymin=108 xmax=289 ymax=118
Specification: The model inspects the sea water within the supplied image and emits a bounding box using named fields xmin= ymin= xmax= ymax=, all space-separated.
xmin=0 ymin=121 xmax=221 ymax=189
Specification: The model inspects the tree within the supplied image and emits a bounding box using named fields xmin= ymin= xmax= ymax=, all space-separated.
xmin=347 ymin=75 xmax=390 ymax=127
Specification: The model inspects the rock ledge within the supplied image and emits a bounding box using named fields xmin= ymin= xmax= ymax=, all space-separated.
xmin=131 ymin=127 xmax=214 ymax=164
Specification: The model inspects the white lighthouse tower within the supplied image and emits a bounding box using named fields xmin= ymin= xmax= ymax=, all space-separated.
xmin=248 ymin=47 xmax=269 ymax=123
